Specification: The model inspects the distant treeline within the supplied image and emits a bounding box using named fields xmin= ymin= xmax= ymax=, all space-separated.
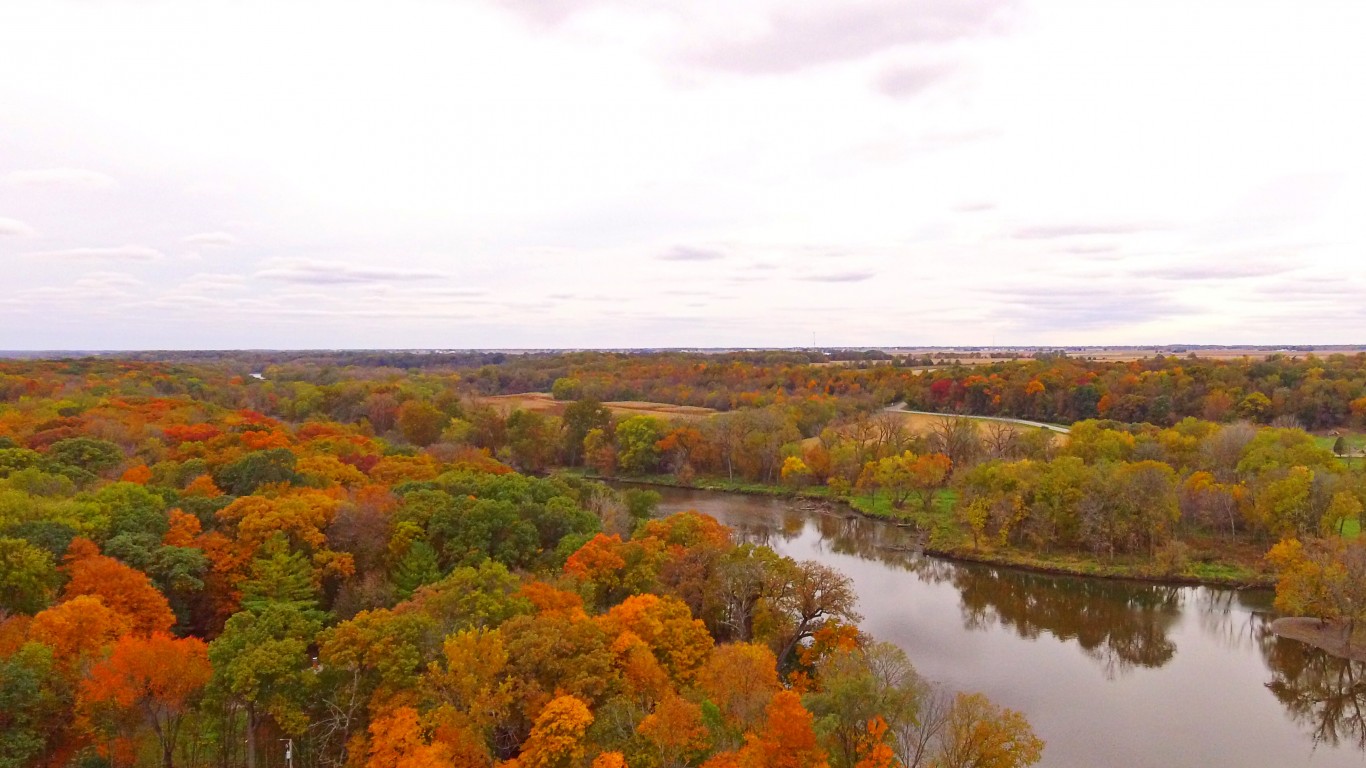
xmin=6 ymin=351 xmax=1366 ymax=429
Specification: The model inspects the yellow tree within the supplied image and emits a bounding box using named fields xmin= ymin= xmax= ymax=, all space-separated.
xmin=518 ymin=695 xmax=594 ymax=768
xmin=696 ymin=643 xmax=781 ymax=736
xmin=930 ymin=693 xmax=1043 ymax=768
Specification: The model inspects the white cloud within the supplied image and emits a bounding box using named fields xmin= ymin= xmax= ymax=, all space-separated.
xmin=24 ymin=245 xmax=163 ymax=262
xmin=1 ymin=168 xmax=116 ymax=190
xmin=253 ymin=260 xmax=445 ymax=285
xmin=182 ymin=231 xmax=238 ymax=248
xmin=0 ymin=217 xmax=38 ymax=237
xmin=0 ymin=0 xmax=1364 ymax=348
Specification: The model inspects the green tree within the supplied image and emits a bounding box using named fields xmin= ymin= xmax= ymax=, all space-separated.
xmin=805 ymin=643 xmax=924 ymax=768
xmin=431 ymin=499 xmax=539 ymax=570
xmin=1237 ymin=392 xmax=1273 ymax=422
xmin=506 ymin=410 xmax=559 ymax=473
xmin=0 ymin=643 xmax=65 ymax=768
xmin=615 ymin=416 xmax=667 ymax=475
xmin=46 ymin=437 xmax=124 ymax=475
xmin=93 ymin=481 xmax=169 ymax=542
xmin=214 ymin=448 xmax=299 ymax=496
xmin=623 ymin=489 xmax=661 ymax=522
xmin=561 ymin=399 xmax=611 ymax=466
xmin=1255 ymin=467 xmax=1317 ymax=538
xmin=393 ymin=540 xmax=442 ymax=600
xmin=238 ymin=534 xmax=321 ymax=614
xmin=209 ymin=603 xmax=323 ymax=768
xmin=1322 ymin=491 xmax=1363 ymax=536
xmin=551 ymin=377 xmax=583 ymax=401
xmin=0 ymin=537 xmax=59 ymax=614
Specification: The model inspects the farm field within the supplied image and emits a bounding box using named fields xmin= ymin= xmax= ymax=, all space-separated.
xmin=885 ymin=345 xmax=1366 ymax=369
xmin=885 ymin=408 xmax=1070 ymax=435
xmin=798 ymin=407 xmax=1069 ymax=451
xmin=480 ymin=392 xmax=718 ymax=420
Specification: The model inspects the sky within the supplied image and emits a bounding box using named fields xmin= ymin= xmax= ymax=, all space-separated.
xmin=1 ymin=0 xmax=1364 ymax=350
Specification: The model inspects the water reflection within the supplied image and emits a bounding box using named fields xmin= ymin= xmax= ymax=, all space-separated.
xmin=948 ymin=568 xmax=1180 ymax=678
xmin=1195 ymin=588 xmax=1274 ymax=655
xmin=1265 ymin=634 xmax=1366 ymax=750
xmin=723 ymin=502 xmax=1184 ymax=677
xmin=651 ymin=487 xmax=1366 ymax=763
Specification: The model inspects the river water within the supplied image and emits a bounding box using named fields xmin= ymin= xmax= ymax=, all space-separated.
xmin=653 ymin=487 xmax=1366 ymax=768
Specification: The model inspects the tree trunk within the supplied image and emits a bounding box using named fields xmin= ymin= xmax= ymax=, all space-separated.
xmin=245 ymin=703 xmax=258 ymax=768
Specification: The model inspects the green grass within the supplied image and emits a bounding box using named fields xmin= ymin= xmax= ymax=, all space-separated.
xmin=1185 ymin=560 xmax=1262 ymax=583
xmin=1316 ymin=433 xmax=1366 ymax=454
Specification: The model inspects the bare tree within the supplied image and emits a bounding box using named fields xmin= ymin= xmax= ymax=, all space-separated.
xmin=927 ymin=417 xmax=982 ymax=471
xmin=981 ymin=421 xmax=1020 ymax=461
xmin=872 ymin=410 xmax=912 ymax=458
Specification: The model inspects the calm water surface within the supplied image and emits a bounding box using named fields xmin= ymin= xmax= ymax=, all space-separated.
xmin=654 ymin=487 xmax=1366 ymax=768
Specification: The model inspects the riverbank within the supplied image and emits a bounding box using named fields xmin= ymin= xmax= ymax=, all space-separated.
xmin=1270 ymin=617 xmax=1366 ymax=662
xmin=586 ymin=471 xmax=1273 ymax=589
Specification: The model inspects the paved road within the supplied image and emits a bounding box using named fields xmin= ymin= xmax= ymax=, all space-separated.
xmin=884 ymin=403 xmax=1072 ymax=434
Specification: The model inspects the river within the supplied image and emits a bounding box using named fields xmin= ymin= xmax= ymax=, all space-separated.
xmin=653 ymin=487 xmax=1366 ymax=768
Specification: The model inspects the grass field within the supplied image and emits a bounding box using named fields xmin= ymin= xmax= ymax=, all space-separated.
xmin=1314 ymin=433 xmax=1366 ymax=454
xmin=889 ymin=410 xmax=1068 ymax=436
xmin=800 ymin=409 xmax=1068 ymax=452
xmin=480 ymin=392 xmax=717 ymax=421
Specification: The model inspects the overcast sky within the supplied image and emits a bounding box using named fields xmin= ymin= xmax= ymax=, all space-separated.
xmin=2 ymin=0 xmax=1363 ymax=349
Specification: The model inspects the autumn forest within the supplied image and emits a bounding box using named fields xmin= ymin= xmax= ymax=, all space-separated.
xmin=4 ymin=350 xmax=1366 ymax=768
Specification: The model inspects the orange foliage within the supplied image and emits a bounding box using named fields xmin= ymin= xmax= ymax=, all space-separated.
xmin=216 ymin=490 xmax=351 ymax=579
xmin=163 ymin=509 xmax=203 ymax=547
xmin=0 ymin=614 xmax=31 ymax=656
xmin=61 ymin=539 xmax=175 ymax=635
xmin=591 ymin=753 xmax=628 ymax=768
xmin=564 ymin=534 xmax=627 ymax=579
xmin=160 ymin=423 xmax=222 ymax=445
xmin=852 ymin=719 xmax=897 ymax=768
xmin=519 ymin=582 xmax=588 ymax=620
xmin=81 ymin=631 xmax=210 ymax=709
xmin=296 ymin=455 xmax=369 ymax=488
xmin=240 ymin=429 xmax=292 ymax=450
xmin=797 ymin=624 xmax=862 ymax=669
xmin=183 ymin=474 xmax=223 ymax=497
xmin=598 ymin=594 xmax=713 ymax=684
xmin=79 ymin=631 xmax=212 ymax=759
xmin=367 ymin=707 xmax=454 ymax=768
xmin=29 ymin=595 xmax=132 ymax=666
xmin=120 ymin=463 xmax=153 ymax=484
xmin=697 ymin=643 xmax=781 ymax=731
xmin=611 ymin=631 xmax=671 ymax=705
xmin=637 ymin=693 xmax=710 ymax=766
xmin=369 ymin=454 xmax=440 ymax=484
xmin=636 ymin=512 xmax=732 ymax=550
xmin=747 ymin=691 xmax=828 ymax=768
